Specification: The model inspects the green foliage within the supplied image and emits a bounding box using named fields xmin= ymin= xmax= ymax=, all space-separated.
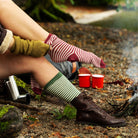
xmin=15 ymin=76 xmax=42 ymax=100
xmin=51 ymin=104 xmax=77 ymax=120
xmin=0 ymin=105 xmax=14 ymax=118
xmin=70 ymin=0 xmax=75 ymax=5
xmin=22 ymin=0 xmax=138 ymax=22
xmin=56 ymin=0 xmax=75 ymax=5
xmin=27 ymin=116 xmax=38 ymax=121
xmin=73 ymin=0 xmax=114 ymax=6
xmin=0 ymin=105 xmax=14 ymax=132
xmin=68 ymin=0 xmax=138 ymax=9
xmin=14 ymin=76 xmax=34 ymax=95
xmin=23 ymin=0 xmax=74 ymax=22
xmin=113 ymin=0 xmax=138 ymax=10
xmin=0 ymin=122 xmax=9 ymax=131
xmin=51 ymin=108 xmax=63 ymax=119
xmin=35 ymin=95 xmax=41 ymax=101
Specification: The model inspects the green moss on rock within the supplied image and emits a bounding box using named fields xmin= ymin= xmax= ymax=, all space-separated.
xmin=0 ymin=105 xmax=14 ymax=118
xmin=0 ymin=105 xmax=23 ymax=136
xmin=0 ymin=121 xmax=9 ymax=131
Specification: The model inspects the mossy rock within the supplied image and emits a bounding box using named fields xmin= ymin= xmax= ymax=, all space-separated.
xmin=0 ymin=104 xmax=23 ymax=137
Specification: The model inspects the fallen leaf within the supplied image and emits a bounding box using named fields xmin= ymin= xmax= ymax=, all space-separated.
xmin=65 ymin=136 xmax=80 ymax=138
xmin=88 ymin=66 xmax=94 ymax=70
xmin=29 ymin=121 xmax=41 ymax=128
xmin=85 ymin=126 xmax=93 ymax=130
xmin=119 ymin=31 xmax=123 ymax=36
xmin=104 ymin=135 xmax=108 ymax=138
xmin=96 ymin=89 xmax=109 ymax=93
xmin=52 ymin=132 xmax=62 ymax=138
xmin=79 ymin=67 xmax=91 ymax=74
xmin=106 ymin=126 xmax=115 ymax=130
xmin=114 ymin=97 xmax=130 ymax=101
xmin=116 ymin=136 xmax=122 ymax=138
xmin=51 ymin=122 xmax=56 ymax=128
xmin=37 ymin=112 xmax=43 ymax=115
xmin=71 ymin=136 xmax=80 ymax=138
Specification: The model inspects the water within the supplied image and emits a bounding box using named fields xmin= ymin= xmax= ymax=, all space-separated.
xmin=91 ymin=9 xmax=138 ymax=32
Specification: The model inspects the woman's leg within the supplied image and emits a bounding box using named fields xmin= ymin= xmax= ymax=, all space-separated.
xmin=0 ymin=0 xmax=106 ymax=68
xmin=0 ymin=52 xmax=126 ymax=127
xmin=0 ymin=51 xmax=81 ymax=102
xmin=0 ymin=52 xmax=58 ymax=86
xmin=0 ymin=25 xmax=50 ymax=57
xmin=0 ymin=0 xmax=49 ymax=41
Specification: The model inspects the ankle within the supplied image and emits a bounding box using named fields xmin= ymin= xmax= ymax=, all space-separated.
xmin=0 ymin=29 xmax=13 ymax=54
xmin=44 ymin=33 xmax=52 ymax=44
xmin=8 ymin=37 xmax=15 ymax=50
xmin=72 ymin=62 xmax=77 ymax=73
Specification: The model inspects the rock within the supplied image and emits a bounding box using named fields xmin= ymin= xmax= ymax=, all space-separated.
xmin=0 ymin=104 xmax=23 ymax=137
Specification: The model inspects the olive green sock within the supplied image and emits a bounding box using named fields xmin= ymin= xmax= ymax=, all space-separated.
xmin=10 ymin=36 xmax=50 ymax=57
xmin=44 ymin=72 xmax=81 ymax=103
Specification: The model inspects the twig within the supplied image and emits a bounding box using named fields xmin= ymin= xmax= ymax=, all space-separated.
xmin=0 ymin=99 xmax=41 ymax=111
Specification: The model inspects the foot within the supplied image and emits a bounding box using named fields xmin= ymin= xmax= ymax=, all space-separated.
xmin=71 ymin=93 xmax=126 ymax=127
xmin=45 ymin=34 xmax=106 ymax=68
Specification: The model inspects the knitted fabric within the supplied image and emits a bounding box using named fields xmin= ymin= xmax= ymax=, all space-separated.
xmin=0 ymin=24 xmax=13 ymax=54
xmin=44 ymin=72 xmax=81 ymax=102
xmin=10 ymin=36 xmax=50 ymax=57
xmin=45 ymin=34 xmax=106 ymax=68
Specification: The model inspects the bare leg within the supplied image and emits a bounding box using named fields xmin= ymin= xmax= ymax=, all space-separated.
xmin=0 ymin=51 xmax=58 ymax=87
xmin=0 ymin=0 xmax=49 ymax=41
xmin=0 ymin=52 xmax=126 ymax=127
xmin=0 ymin=0 xmax=106 ymax=68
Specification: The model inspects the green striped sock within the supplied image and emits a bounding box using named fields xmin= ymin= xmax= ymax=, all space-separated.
xmin=44 ymin=72 xmax=81 ymax=102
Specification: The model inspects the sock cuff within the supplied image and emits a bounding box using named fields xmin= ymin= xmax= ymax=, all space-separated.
xmin=44 ymin=72 xmax=62 ymax=89
xmin=0 ymin=29 xmax=13 ymax=54
xmin=44 ymin=33 xmax=53 ymax=43
xmin=44 ymin=71 xmax=81 ymax=102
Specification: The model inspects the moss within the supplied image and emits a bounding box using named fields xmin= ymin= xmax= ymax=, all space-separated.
xmin=0 ymin=122 xmax=9 ymax=131
xmin=0 ymin=105 xmax=14 ymax=133
xmin=0 ymin=105 xmax=14 ymax=118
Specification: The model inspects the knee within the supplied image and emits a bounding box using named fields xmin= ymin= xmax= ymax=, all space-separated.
xmin=35 ymin=56 xmax=50 ymax=66
xmin=0 ymin=0 xmax=7 ymax=10
xmin=0 ymin=0 xmax=10 ymax=19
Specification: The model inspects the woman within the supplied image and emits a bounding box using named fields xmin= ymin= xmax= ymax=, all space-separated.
xmin=0 ymin=0 xmax=106 ymax=68
xmin=0 ymin=0 xmax=126 ymax=127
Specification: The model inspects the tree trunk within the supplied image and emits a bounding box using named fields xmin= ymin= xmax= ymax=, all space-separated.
xmin=24 ymin=0 xmax=75 ymax=22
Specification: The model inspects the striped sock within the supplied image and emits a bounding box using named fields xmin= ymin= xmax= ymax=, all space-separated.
xmin=44 ymin=72 xmax=81 ymax=102
xmin=45 ymin=34 xmax=106 ymax=68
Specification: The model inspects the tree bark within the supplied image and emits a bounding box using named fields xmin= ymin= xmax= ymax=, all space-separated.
xmin=24 ymin=0 xmax=75 ymax=22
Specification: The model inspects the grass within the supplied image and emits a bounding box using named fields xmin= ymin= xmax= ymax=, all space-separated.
xmin=90 ymin=9 xmax=138 ymax=32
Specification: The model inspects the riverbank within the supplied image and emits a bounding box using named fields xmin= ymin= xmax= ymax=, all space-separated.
xmin=63 ymin=5 xmax=138 ymax=32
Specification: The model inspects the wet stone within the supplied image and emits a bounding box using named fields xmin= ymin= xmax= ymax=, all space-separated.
xmin=0 ymin=104 xmax=23 ymax=137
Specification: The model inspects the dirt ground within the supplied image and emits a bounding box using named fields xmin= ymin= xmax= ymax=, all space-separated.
xmin=15 ymin=23 xmax=138 ymax=138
